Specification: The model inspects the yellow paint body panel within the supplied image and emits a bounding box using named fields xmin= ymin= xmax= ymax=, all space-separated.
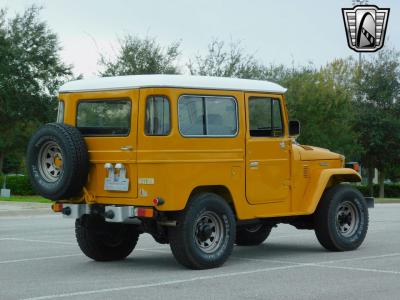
xmin=59 ymin=86 xmax=361 ymax=220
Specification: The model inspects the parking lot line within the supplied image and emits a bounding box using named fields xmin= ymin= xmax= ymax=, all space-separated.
xmin=0 ymin=241 xmax=170 ymax=265
xmin=231 ymin=256 xmax=304 ymax=265
xmin=318 ymin=252 xmax=400 ymax=265
xmin=22 ymin=263 xmax=308 ymax=300
xmin=233 ymin=252 xmax=400 ymax=276
xmin=3 ymin=237 xmax=75 ymax=245
xmin=312 ymin=264 xmax=400 ymax=275
xmin=0 ymin=254 xmax=81 ymax=264
xmin=234 ymin=251 xmax=400 ymax=266
xmin=1 ymin=236 xmax=170 ymax=250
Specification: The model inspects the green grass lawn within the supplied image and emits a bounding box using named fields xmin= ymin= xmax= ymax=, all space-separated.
xmin=0 ymin=196 xmax=51 ymax=203
xmin=0 ymin=196 xmax=399 ymax=205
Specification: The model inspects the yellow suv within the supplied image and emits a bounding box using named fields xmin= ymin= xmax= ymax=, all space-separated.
xmin=27 ymin=75 xmax=373 ymax=269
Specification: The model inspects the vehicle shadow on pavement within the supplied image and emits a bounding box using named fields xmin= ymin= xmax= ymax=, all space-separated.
xmin=77 ymin=253 xmax=181 ymax=271
xmin=75 ymin=242 xmax=325 ymax=272
xmin=233 ymin=242 xmax=325 ymax=258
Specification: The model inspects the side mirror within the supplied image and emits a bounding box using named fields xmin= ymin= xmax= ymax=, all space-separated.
xmin=289 ymin=120 xmax=300 ymax=137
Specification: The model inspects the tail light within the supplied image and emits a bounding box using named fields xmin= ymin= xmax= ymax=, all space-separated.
xmin=51 ymin=203 xmax=63 ymax=213
xmin=135 ymin=207 xmax=154 ymax=218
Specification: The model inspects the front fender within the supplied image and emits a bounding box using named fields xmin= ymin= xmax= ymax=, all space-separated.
xmin=304 ymin=168 xmax=361 ymax=214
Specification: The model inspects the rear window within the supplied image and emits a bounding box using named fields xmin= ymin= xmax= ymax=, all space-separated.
xmin=76 ymin=100 xmax=131 ymax=136
xmin=178 ymin=95 xmax=237 ymax=137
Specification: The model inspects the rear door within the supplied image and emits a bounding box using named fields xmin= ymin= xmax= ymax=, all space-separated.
xmin=73 ymin=90 xmax=138 ymax=199
xmin=245 ymin=93 xmax=291 ymax=204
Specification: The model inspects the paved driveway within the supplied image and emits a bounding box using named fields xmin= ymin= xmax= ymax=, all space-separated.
xmin=0 ymin=204 xmax=399 ymax=299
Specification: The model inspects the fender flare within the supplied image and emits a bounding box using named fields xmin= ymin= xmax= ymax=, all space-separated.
xmin=304 ymin=168 xmax=361 ymax=214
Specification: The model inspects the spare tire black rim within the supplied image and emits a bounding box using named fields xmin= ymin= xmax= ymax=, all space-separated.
xmin=336 ymin=200 xmax=359 ymax=237
xmin=37 ymin=141 xmax=63 ymax=183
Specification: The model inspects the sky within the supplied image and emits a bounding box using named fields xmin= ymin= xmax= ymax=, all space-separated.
xmin=1 ymin=0 xmax=399 ymax=77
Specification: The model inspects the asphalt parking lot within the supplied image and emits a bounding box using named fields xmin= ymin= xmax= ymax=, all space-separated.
xmin=0 ymin=204 xmax=399 ymax=300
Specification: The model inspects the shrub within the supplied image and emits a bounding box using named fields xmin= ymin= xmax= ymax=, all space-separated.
xmin=0 ymin=175 xmax=35 ymax=196
xmin=354 ymin=184 xmax=400 ymax=198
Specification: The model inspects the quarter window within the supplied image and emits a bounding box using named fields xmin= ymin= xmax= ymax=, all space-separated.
xmin=56 ymin=101 xmax=64 ymax=123
xmin=145 ymin=96 xmax=171 ymax=136
xmin=178 ymin=95 xmax=237 ymax=136
xmin=76 ymin=100 xmax=131 ymax=136
xmin=249 ymin=98 xmax=283 ymax=137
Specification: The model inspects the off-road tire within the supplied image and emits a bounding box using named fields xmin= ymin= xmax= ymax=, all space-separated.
xmin=27 ymin=123 xmax=89 ymax=200
xmin=235 ymin=224 xmax=272 ymax=246
xmin=76 ymin=215 xmax=140 ymax=261
xmin=169 ymin=193 xmax=236 ymax=269
xmin=314 ymin=184 xmax=369 ymax=251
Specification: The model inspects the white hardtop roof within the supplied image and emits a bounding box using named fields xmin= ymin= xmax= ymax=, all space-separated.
xmin=59 ymin=74 xmax=287 ymax=94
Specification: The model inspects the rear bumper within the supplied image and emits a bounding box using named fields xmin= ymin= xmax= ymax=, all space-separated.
xmin=59 ymin=204 xmax=153 ymax=223
xmin=365 ymin=197 xmax=374 ymax=208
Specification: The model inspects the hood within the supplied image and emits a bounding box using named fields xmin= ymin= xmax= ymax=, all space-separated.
xmin=297 ymin=145 xmax=342 ymax=161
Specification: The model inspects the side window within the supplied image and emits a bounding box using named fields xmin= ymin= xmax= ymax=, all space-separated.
xmin=249 ymin=97 xmax=283 ymax=137
xmin=145 ymin=96 xmax=171 ymax=136
xmin=56 ymin=101 xmax=64 ymax=123
xmin=178 ymin=95 xmax=237 ymax=137
xmin=76 ymin=100 xmax=131 ymax=136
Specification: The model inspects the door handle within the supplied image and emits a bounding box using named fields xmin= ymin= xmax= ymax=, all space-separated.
xmin=120 ymin=145 xmax=133 ymax=151
xmin=249 ymin=161 xmax=259 ymax=168
xmin=279 ymin=141 xmax=286 ymax=150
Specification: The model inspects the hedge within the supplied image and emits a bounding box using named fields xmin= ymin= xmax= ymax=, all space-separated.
xmin=0 ymin=174 xmax=399 ymax=198
xmin=0 ymin=175 xmax=35 ymax=196
xmin=353 ymin=184 xmax=400 ymax=198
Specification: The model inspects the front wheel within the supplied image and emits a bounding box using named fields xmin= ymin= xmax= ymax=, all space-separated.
xmin=169 ymin=193 xmax=236 ymax=269
xmin=76 ymin=215 xmax=140 ymax=261
xmin=314 ymin=185 xmax=369 ymax=251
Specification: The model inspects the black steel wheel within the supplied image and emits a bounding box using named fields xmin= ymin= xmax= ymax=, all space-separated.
xmin=169 ymin=193 xmax=236 ymax=269
xmin=314 ymin=185 xmax=369 ymax=251
xmin=76 ymin=215 xmax=140 ymax=261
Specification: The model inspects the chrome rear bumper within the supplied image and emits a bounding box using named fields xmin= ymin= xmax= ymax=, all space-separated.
xmin=62 ymin=204 xmax=140 ymax=224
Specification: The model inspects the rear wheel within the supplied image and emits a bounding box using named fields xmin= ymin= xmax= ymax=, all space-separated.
xmin=236 ymin=224 xmax=272 ymax=246
xmin=169 ymin=193 xmax=236 ymax=269
xmin=314 ymin=185 xmax=369 ymax=251
xmin=76 ymin=215 xmax=140 ymax=261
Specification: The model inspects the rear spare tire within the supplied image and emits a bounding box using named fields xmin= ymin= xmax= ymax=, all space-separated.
xmin=27 ymin=123 xmax=89 ymax=200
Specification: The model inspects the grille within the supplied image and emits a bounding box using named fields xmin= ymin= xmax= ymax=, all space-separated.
xmin=303 ymin=165 xmax=310 ymax=178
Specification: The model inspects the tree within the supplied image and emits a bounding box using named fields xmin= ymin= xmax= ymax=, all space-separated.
xmin=190 ymin=40 xmax=359 ymax=158
xmin=98 ymin=35 xmax=181 ymax=76
xmin=0 ymin=6 xmax=72 ymax=173
xmin=188 ymin=39 xmax=288 ymax=82
xmin=282 ymin=60 xmax=361 ymax=158
xmin=353 ymin=49 xmax=400 ymax=197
